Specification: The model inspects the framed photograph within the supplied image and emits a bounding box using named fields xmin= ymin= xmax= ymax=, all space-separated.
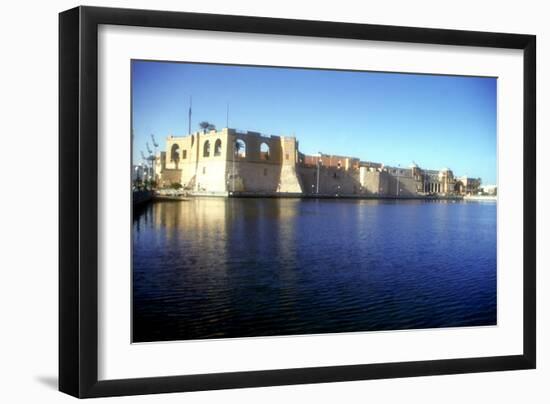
xmin=59 ymin=6 xmax=536 ymax=398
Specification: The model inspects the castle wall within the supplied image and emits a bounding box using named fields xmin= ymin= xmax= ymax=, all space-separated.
xmin=279 ymin=137 xmax=303 ymax=193
xmin=195 ymin=160 xmax=228 ymax=192
xmin=227 ymin=130 xmax=288 ymax=193
xmin=229 ymin=161 xmax=282 ymax=192
xmin=376 ymin=167 xmax=422 ymax=197
xmin=298 ymin=166 xmax=361 ymax=195
xmin=359 ymin=170 xmax=421 ymax=197
xmin=389 ymin=174 xmax=421 ymax=197
xmin=156 ymin=128 xmax=470 ymax=198
xmin=193 ymin=130 xmax=231 ymax=192
xmin=159 ymin=129 xmax=304 ymax=194
xmin=159 ymin=169 xmax=182 ymax=187
xmin=360 ymin=171 xmax=388 ymax=195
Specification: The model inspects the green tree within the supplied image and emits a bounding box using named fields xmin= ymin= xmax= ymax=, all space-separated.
xmin=199 ymin=121 xmax=216 ymax=132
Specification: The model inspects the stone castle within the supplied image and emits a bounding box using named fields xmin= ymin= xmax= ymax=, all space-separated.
xmin=153 ymin=128 xmax=481 ymax=197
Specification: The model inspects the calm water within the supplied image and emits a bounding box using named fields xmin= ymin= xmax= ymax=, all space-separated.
xmin=133 ymin=198 xmax=496 ymax=342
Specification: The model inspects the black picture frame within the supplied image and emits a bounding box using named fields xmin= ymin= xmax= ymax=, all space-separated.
xmin=59 ymin=5 xmax=536 ymax=398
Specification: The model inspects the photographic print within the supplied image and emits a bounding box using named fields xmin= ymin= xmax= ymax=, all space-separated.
xmin=131 ymin=60 xmax=497 ymax=343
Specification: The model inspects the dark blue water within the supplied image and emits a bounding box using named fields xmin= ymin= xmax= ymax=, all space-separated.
xmin=132 ymin=198 xmax=496 ymax=342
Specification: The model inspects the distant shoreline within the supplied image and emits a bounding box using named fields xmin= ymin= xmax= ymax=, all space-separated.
xmin=145 ymin=190 xmax=498 ymax=204
xmin=152 ymin=193 xmax=477 ymax=202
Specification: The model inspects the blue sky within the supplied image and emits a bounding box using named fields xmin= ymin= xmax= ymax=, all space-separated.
xmin=132 ymin=60 xmax=497 ymax=184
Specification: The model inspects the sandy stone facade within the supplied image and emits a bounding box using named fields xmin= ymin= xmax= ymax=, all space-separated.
xmin=154 ymin=128 xmax=482 ymax=197
xmin=156 ymin=128 xmax=303 ymax=195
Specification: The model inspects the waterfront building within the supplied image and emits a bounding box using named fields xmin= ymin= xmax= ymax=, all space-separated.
xmin=154 ymin=128 xmax=482 ymax=197
xmin=132 ymin=164 xmax=145 ymax=182
xmin=155 ymin=128 xmax=302 ymax=195
xmin=455 ymin=176 xmax=482 ymax=195
xmin=132 ymin=164 xmax=153 ymax=185
xmin=481 ymin=184 xmax=498 ymax=195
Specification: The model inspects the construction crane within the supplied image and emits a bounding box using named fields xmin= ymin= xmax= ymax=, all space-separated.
xmin=151 ymin=133 xmax=159 ymax=149
xmin=150 ymin=134 xmax=159 ymax=172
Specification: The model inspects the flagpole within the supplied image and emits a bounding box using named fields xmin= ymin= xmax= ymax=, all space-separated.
xmin=188 ymin=96 xmax=192 ymax=135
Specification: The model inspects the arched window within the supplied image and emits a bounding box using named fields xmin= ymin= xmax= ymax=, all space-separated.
xmin=235 ymin=139 xmax=246 ymax=158
xmin=170 ymin=144 xmax=180 ymax=162
xmin=203 ymin=140 xmax=210 ymax=157
xmin=260 ymin=142 xmax=270 ymax=160
xmin=214 ymin=139 xmax=222 ymax=156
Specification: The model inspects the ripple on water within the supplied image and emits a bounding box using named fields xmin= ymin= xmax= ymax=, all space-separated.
xmin=132 ymin=199 xmax=497 ymax=342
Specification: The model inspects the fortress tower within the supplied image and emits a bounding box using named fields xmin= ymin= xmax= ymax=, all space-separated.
xmin=156 ymin=128 xmax=303 ymax=195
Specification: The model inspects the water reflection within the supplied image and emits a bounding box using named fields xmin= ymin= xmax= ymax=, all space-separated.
xmin=133 ymin=198 xmax=497 ymax=342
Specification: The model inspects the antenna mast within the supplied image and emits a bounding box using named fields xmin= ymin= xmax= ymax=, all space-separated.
xmin=188 ymin=96 xmax=192 ymax=135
